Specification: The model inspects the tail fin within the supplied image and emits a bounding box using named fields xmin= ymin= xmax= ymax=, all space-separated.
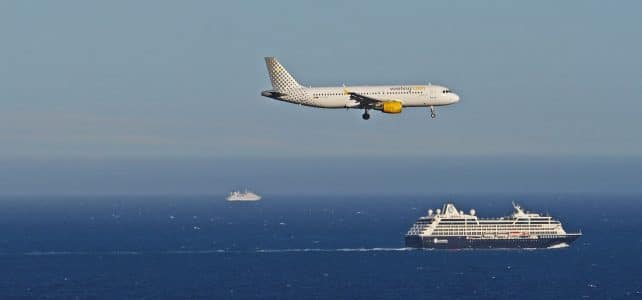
xmin=265 ymin=57 xmax=302 ymax=91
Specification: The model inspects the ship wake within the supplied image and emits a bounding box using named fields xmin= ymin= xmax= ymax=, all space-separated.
xmin=547 ymin=243 xmax=570 ymax=249
xmin=7 ymin=248 xmax=416 ymax=256
xmin=255 ymin=247 xmax=414 ymax=253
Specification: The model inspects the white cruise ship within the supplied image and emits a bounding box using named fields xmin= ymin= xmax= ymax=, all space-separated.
xmin=226 ymin=190 xmax=262 ymax=201
xmin=405 ymin=202 xmax=581 ymax=249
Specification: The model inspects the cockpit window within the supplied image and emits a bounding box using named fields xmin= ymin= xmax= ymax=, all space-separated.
xmin=442 ymin=90 xmax=451 ymax=94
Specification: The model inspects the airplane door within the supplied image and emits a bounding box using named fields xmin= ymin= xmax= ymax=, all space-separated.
xmin=428 ymin=87 xmax=437 ymax=104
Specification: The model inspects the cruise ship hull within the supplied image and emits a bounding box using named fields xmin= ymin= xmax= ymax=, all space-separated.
xmin=405 ymin=234 xmax=581 ymax=249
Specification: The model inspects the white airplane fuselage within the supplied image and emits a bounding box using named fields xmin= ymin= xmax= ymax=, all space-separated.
xmin=263 ymin=84 xmax=459 ymax=108
xmin=260 ymin=57 xmax=459 ymax=119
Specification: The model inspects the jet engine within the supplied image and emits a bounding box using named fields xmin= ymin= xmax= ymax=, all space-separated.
xmin=380 ymin=101 xmax=402 ymax=114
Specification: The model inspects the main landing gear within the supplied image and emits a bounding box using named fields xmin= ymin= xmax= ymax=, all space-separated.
xmin=362 ymin=110 xmax=370 ymax=120
xmin=429 ymin=106 xmax=436 ymax=118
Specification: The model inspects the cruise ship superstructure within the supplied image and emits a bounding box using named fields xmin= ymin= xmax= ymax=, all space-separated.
xmin=405 ymin=202 xmax=581 ymax=249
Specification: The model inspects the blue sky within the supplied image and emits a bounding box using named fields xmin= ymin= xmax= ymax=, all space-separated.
xmin=1 ymin=0 xmax=641 ymax=159
xmin=2 ymin=1 xmax=642 ymax=195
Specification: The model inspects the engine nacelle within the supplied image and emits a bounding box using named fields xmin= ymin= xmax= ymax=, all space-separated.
xmin=381 ymin=101 xmax=402 ymax=114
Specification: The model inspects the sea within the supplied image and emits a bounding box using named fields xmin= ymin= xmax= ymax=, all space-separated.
xmin=0 ymin=194 xmax=640 ymax=299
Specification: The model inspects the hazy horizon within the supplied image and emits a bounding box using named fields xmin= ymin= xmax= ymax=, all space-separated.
xmin=2 ymin=156 xmax=640 ymax=196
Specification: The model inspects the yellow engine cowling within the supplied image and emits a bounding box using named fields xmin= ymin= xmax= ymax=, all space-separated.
xmin=381 ymin=101 xmax=402 ymax=114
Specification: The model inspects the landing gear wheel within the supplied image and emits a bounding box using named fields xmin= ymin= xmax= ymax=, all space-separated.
xmin=431 ymin=112 xmax=436 ymax=118
xmin=430 ymin=106 xmax=436 ymax=119
xmin=362 ymin=112 xmax=370 ymax=120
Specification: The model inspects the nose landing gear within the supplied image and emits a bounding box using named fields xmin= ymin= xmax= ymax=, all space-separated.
xmin=362 ymin=110 xmax=370 ymax=120
xmin=429 ymin=106 xmax=436 ymax=118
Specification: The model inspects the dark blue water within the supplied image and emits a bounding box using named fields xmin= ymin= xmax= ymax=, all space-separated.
xmin=0 ymin=194 xmax=640 ymax=299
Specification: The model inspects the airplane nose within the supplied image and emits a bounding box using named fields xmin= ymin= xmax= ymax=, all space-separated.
xmin=452 ymin=93 xmax=460 ymax=103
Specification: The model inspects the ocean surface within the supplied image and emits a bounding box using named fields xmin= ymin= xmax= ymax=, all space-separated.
xmin=0 ymin=194 xmax=640 ymax=299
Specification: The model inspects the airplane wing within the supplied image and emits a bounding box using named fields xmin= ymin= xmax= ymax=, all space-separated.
xmin=347 ymin=91 xmax=381 ymax=108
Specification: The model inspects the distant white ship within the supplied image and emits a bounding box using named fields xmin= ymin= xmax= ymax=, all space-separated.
xmin=226 ymin=190 xmax=262 ymax=201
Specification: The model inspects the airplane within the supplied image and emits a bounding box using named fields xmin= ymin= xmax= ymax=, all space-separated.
xmin=260 ymin=57 xmax=460 ymax=120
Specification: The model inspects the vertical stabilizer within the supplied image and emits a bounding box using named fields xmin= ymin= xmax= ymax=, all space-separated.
xmin=265 ymin=57 xmax=302 ymax=91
